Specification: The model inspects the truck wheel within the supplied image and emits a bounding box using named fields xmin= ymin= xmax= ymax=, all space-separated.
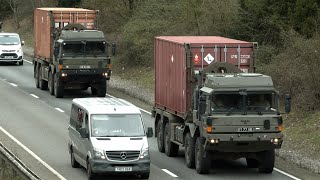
xmin=54 ymin=73 xmax=64 ymax=98
xmin=70 ymin=148 xmax=80 ymax=168
xmin=97 ymin=80 xmax=106 ymax=97
xmin=164 ymin=123 xmax=179 ymax=157
xmin=195 ymin=137 xmax=210 ymax=174
xmin=258 ymin=149 xmax=275 ymax=173
xmin=39 ymin=66 xmax=48 ymax=90
xmin=48 ymin=72 xmax=54 ymax=95
xmin=87 ymin=160 xmax=96 ymax=180
xmin=184 ymin=132 xmax=195 ymax=168
xmin=35 ymin=66 xmax=39 ymax=88
xmin=157 ymin=121 xmax=165 ymax=153
xmin=246 ymin=158 xmax=260 ymax=168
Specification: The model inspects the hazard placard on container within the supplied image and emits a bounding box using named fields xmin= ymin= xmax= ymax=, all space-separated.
xmin=194 ymin=54 xmax=200 ymax=63
xmin=204 ymin=53 xmax=214 ymax=64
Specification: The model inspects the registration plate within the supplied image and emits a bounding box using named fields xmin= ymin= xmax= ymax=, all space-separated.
xmin=79 ymin=65 xmax=91 ymax=69
xmin=5 ymin=56 xmax=14 ymax=59
xmin=115 ymin=166 xmax=132 ymax=172
xmin=238 ymin=127 xmax=254 ymax=132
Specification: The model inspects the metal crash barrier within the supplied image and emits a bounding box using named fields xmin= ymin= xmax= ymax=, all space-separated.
xmin=0 ymin=142 xmax=40 ymax=180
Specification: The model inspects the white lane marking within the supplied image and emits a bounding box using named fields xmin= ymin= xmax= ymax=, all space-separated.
xmin=162 ymin=169 xmax=178 ymax=178
xmin=10 ymin=83 xmax=18 ymax=87
xmin=30 ymin=94 xmax=39 ymax=99
xmin=55 ymin=108 xmax=64 ymax=113
xmin=0 ymin=126 xmax=67 ymax=180
xmin=106 ymin=93 xmax=152 ymax=115
xmin=24 ymin=59 xmax=32 ymax=64
xmin=274 ymin=168 xmax=301 ymax=180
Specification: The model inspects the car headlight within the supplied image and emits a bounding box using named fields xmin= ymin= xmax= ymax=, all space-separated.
xmin=140 ymin=143 xmax=149 ymax=159
xmin=93 ymin=148 xmax=106 ymax=159
xmin=17 ymin=47 xmax=22 ymax=54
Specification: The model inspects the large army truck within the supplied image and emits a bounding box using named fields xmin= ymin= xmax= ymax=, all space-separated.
xmin=152 ymin=36 xmax=291 ymax=174
xmin=33 ymin=8 xmax=115 ymax=98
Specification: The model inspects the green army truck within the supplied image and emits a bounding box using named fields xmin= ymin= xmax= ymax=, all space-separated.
xmin=152 ymin=36 xmax=291 ymax=174
xmin=33 ymin=8 xmax=115 ymax=98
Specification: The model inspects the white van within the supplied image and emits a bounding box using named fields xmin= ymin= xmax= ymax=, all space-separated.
xmin=0 ymin=32 xmax=24 ymax=65
xmin=68 ymin=97 xmax=153 ymax=179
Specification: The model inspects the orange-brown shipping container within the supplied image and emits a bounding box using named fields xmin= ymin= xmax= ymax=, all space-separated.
xmin=154 ymin=36 xmax=257 ymax=118
xmin=34 ymin=8 xmax=98 ymax=61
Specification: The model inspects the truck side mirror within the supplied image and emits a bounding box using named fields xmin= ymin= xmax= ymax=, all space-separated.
xmin=79 ymin=128 xmax=89 ymax=138
xmin=199 ymin=95 xmax=206 ymax=115
xmin=111 ymin=43 xmax=116 ymax=56
xmin=146 ymin=127 xmax=153 ymax=138
xmin=54 ymin=46 xmax=59 ymax=58
xmin=284 ymin=93 xmax=291 ymax=113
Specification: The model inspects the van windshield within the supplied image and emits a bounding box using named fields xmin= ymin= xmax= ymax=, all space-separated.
xmin=0 ymin=35 xmax=20 ymax=45
xmin=91 ymin=114 xmax=144 ymax=137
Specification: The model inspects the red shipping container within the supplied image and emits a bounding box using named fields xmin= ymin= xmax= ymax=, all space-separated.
xmin=154 ymin=36 xmax=257 ymax=118
xmin=34 ymin=8 xmax=97 ymax=61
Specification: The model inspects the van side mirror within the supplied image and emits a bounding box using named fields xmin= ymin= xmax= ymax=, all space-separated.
xmin=21 ymin=40 xmax=25 ymax=46
xmin=79 ymin=128 xmax=89 ymax=138
xmin=284 ymin=93 xmax=291 ymax=113
xmin=111 ymin=43 xmax=116 ymax=56
xmin=146 ymin=127 xmax=153 ymax=138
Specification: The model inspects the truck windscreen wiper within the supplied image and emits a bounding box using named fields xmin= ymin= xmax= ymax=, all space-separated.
xmin=226 ymin=105 xmax=239 ymax=116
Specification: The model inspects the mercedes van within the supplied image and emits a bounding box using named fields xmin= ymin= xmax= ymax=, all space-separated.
xmin=0 ymin=33 xmax=24 ymax=65
xmin=68 ymin=97 xmax=153 ymax=179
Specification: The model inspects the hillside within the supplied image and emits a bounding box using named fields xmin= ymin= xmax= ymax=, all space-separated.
xmin=0 ymin=0 xmax=320 ymax=175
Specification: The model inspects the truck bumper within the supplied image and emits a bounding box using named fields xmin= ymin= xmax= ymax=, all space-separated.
xmin=59 ymin=69 xmax=111 ymax=83
xmin=206 ymin=133 xmax=283 ymax=152
xmin=89 ymin=158 xmax=150 ymax=175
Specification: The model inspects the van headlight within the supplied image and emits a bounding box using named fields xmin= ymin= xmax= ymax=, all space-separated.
xmin=17 ymin=47 xmax=22 ymax=54
xmin=140 ymin=143 xmax=149 ymax=159
xmin=93 ymin=148 xmax=106 ymax=159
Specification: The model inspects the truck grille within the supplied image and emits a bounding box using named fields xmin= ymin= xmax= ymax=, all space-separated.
xmin=106 ymin=151 xmax=140 ymax=161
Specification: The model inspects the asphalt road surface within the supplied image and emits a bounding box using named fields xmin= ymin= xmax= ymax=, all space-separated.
xmin=0 ymin=58 xmax=318 ymax=180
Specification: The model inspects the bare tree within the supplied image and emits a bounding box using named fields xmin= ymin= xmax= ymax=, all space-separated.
xmin=5 ymin=0 xmax=22 ymax=28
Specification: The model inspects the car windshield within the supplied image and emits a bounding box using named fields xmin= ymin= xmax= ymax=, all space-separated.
xmin=211 ymin=92 xmax=276 ymax=114
xmin=0 ymin=35 xmax=20 ymax=45
xmin=62 ymin=41 xmax=105 ymax=57
xmin=91 ymin=114 xmax=144 ymax=137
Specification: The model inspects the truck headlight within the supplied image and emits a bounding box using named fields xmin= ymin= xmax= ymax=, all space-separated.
xmin=140 ymin=143 xmax=149 ymax=159
xmin=93 ymin=148 xmax=106 ymax=159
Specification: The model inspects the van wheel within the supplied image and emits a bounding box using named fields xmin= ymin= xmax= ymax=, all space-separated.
xmin=157 ymin=121 xmax=165 ymax=152
xmin=18 ymin=61 xmax=23 ymax=65
xmin=48 ymin=72 xmax=54 ymax=95
xmin=39 ymin=66 xmax=48 ymax=90
xmin=54 ymin=73 xmax=64 ymax=98
xmin=97 ymin=80 xmax=106 ymax=97
xmin=87 ymin=160 xmax=96 ymax=180
xmin=195 ymin=137 xmax=210 ymax=174
xmin=258 ymin=149 xmax=275 ymax=173
xmin=70 ymin=148 xmax=80 ymax=168
xmin=184 ymin=132 xmax=195 ymax=168
xmin=246 ymin=158 xmax=260 ymax=168
xmin=35 ymin=66 xmax=39 ymax=88
xmin=139 ymin=172 xmax=150 ymax=179
xmin=164 ymin=123 xmax=179 ymax=157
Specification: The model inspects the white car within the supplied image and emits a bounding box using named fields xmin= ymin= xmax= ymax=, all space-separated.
xmin=0 ymin=32 xmax=24 ymax=65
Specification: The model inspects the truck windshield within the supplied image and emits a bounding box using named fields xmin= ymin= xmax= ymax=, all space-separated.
xmin=0 ymin=35 xmax=20 ymax=45
xmin=211 ymin=93 xmax=276 ymax=114
xmin=62 ymin=41 xmax=106 ymax=57
xmin=90 ymin=114 xmax=144 ymax=137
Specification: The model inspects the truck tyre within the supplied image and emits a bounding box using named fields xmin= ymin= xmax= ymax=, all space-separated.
xmin=54 ymin=73 xmax=64 ymax=98
xmin=246 ymin=158 xmax=260 ymax=168
xmin=70 ymin=148 xmax=80 ymax=168
xmin=35 ymin=66 xmax=39 ymax=88
xmin=157 ymin=121 xmax=165 ymax=153
xmin=97 ymin=80 xmax=106 ymax=97
xmin=39 ymin=66 xmax=48 ymax=90
xmin=258 ymin=149 xmax=275 ymax=173
xmin=164 ymin=123 xmax=179 ymax=157
xmin=87 ymin=160 xmax=96 ymax=180
xmin=195 ymin=137 xmax=210 ymax=174
xmin=184 ymin=132 xmax=195 ymax=168
xmin=48 ymin=72 xmax=54 ymax=95
xmin=139 ymin=172 xmax=150 ymax=179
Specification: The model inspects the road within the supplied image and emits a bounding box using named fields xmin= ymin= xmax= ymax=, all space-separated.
xmin=0 ymin=58 xmax=317 ymax=180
